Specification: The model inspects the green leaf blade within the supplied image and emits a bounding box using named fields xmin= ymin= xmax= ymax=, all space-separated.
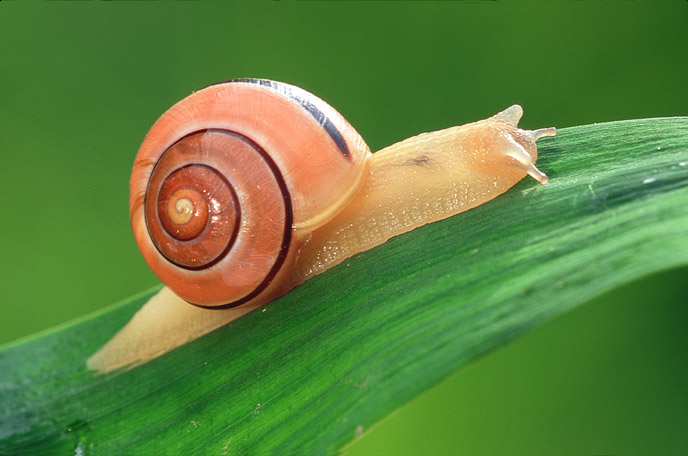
xmin=1 ymin=118 xmax=687 ymax=455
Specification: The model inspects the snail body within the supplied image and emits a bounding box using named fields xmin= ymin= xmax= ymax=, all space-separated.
xmin=89 ymin=79 xmax=555 ymax=372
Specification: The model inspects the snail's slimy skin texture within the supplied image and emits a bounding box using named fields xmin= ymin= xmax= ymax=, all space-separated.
xmin=293 ymin=105 xmax=553 ymax=282
xmin=88 ymin=81 xmax=555 ymax=373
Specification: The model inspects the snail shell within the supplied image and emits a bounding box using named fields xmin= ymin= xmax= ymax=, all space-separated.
xmin=89 ymin=79 xmax=556 ymax=372
xmin=130 ymin=79 xmax=371 ymax=308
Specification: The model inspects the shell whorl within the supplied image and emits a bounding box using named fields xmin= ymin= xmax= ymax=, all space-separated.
xmin=130 ymin=79 xmax=371 ymax=308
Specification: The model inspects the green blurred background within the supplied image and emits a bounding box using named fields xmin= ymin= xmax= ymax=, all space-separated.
xmin=1 ymin=3 xmax=686 ymax=454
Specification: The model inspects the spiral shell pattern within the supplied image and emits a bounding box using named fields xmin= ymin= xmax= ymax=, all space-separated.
xmin=130 ymin=79 xmax=371 ymax=307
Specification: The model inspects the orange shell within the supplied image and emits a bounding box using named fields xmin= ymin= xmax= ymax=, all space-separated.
xmin=130 ymin=79 xmax=371 ymax=308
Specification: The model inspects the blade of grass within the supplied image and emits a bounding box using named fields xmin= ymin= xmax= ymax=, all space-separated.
xmin=1 ymin=117 xmax=687 ymax=455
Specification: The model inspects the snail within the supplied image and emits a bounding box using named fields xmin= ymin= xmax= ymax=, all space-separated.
xmin=88 ymin=78 xmax=555 ymax=372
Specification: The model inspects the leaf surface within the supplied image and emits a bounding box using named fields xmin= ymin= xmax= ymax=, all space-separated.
xmin=1 ymin=118 xmax=687 ymax=455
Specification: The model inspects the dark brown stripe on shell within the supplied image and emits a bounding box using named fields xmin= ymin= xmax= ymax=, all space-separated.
xmin=195 ymin=129 xmax=293 ymax=310
xmin=204 ymin=78 xmax=352 ymax=159
xmin=146 ymin=128 xmax=293 ymax=310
